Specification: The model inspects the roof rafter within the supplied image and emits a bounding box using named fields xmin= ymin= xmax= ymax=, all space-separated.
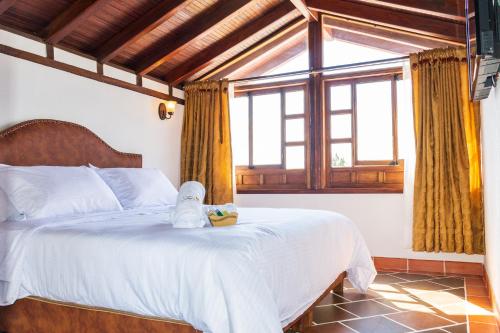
xmin=353 ymin=0 xmax=465 ymax=22
xmin=229 ymin=34 xmax=307 ymax=80
xmin=0 ymin=0 xmax=17 ymax=15
xmin=199 ymin=18 xmax=307 ymax=81
xmin=164 ymin=2 xmax=297 ymax=85
xmin=95 ymin=0 xmax=188 ymax=63
xmin=289 ymin=0 xmax=317 ymax=21
xmin=42 ymin=0 xmax=109 ymax=45
xmin=323 ymin=16 xmax=464 ymax=51
xmin=306 ymin=0 xmax=466 ymax=43
xmin=134 ymin=0 xmax=252 ymax=76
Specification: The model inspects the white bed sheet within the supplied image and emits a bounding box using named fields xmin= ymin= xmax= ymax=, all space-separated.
xmin=0 ymin=207 xmax=376 ymax=333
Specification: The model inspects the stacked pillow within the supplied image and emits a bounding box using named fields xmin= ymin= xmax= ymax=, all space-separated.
xmin=0 ymin=165 xmax=178 ymax=223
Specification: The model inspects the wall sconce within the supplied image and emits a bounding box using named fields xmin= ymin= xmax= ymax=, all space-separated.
xmin=158 ymin=101 xmax=176 ymax=120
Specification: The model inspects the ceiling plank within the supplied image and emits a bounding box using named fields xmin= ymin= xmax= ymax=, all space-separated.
xmin=164 ymin=2 xmax=297 ymax=85
xmin=353 ymin=0 xmax=465 ymax=22
xmin=323 ymin=16 xmax=463 ymax=50
xmin=43 ymin=0 xmax=109 ymax=45
xmin=95 ymin=0 xmax=188 ymax=63
xmin=0 ymin=0 xmax=17 ymax=15
xmin=228 ymin=36 xmax=307 ymax=80
xmin=199 ymin=18 xmax=307 ymax=81
xmin=134 ymin=0 xmax=252 ymax=76
xmin=306 ymin=0 xmax=465 ymax=43
xmin=289 ymin=0 xmax=317 ymax=21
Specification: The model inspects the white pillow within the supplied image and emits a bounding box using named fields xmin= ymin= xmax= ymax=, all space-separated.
xmin=94 ymin=168 xmax=178 ymax=209
xmin=0 ymin=166 xmax=123 ymax=221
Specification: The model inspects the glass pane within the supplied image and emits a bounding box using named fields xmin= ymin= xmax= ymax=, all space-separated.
xmin=230 ymin=96 xmax=249 ymax=166
xmin=356 ymin=81 xmax=393 ymax=161
xmin=285 ymin=90 xmax=305 ymax=115
xmin=330 ymin=114 xmax=351 ymax=139
xmin=330 ymin=85 xmax=351 ymax=110
xmin=286 ymin=146 xmax=305 ymax=169
xmin=331 ymin=143 xmax=352 ymax=167
xmin=252 ymin=93 xmax=282 ymax=165
xmin=286 ymin=119 xmax=304 ymax=142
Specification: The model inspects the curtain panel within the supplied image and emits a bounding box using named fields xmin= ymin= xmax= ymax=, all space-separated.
xmin=410 ymin=47 xmax=484 ymax=254
xmin=181 ymin=80 xmax=233 ymax=205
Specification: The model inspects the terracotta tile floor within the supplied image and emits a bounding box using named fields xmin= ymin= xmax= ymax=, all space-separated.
xmin=305 ymin=271 xmax=499 ymax=333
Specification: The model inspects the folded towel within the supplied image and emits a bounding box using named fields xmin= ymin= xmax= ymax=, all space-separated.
xmin=172 ymin=181 xmax=206 ymax=229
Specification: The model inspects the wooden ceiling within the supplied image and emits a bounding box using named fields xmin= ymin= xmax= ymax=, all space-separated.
xmin=0 ymin=0 xmax=467 ymax=85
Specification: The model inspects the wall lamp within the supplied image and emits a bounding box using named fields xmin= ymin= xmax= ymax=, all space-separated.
xmin=158 ymin=101 xmax=176 ymax=120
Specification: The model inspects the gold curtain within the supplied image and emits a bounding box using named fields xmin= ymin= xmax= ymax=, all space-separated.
xmin=181 ymin=80 xmax=233 ymax=205
xmin=410 ymin=47 xmax=484 ymax=254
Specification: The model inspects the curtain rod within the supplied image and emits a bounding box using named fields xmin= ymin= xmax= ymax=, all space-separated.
xmin=228 ymin=55 xmax=410 ymax=84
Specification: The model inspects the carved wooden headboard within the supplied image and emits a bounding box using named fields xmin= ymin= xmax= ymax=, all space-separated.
xmin=0 ymin=119 xmax=142 ymax=167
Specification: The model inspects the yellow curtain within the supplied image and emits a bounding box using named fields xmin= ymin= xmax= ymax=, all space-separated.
xmin=181 ymin=80 xmax=233 ymax=205
xmin=410 ymin=47 xmax=484 ymax=254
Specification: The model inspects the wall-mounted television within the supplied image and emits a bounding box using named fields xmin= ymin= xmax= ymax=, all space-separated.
xmin=466 ymin=0 xmax=500 ymax=100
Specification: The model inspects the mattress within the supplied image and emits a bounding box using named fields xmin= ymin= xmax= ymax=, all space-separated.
xmin=0 ymin=207 xmax=376 ymax=333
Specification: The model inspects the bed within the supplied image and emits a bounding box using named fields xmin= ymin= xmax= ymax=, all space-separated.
xmin=0 ymin=119 xmax=376 ymax=333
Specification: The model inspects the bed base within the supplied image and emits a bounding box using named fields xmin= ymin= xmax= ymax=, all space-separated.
xmin=0 ymin=272 xmax=345 ymax=333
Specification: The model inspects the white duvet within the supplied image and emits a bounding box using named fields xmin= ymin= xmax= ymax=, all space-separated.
xmin=0 ymin=207 xmax=376 ymax=333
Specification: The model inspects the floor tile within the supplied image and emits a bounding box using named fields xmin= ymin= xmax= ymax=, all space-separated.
xmin=430 ymin=277 xmax=465 ymax=289
xmin=386 ymin=311 xmax=455 ymax=330
xmin=337 ymin=300 xmax=397 ymax=317
xmin=313 ymin=305 xmax=357 ymax=324
xmin=431 ymin=303 xmax=467 ymax=323
xmin=305 ymin=322 xmax=356 ymax=333
xmin=408 ymin=259 xmax=445 ymax=275
xmin=392 ymin=272 xmax=433 ymax=281
xmin=465 ymin=277 xmax=485 ymax=287
xmin=335 ymin=289 xmax=381 ymax=302
xmin=318 ymin=292 xmax=350 ymax=306
xmin=372 ymin=274 xmax=408 ymax=284
xmin=467 ymin=296 xmax=493 ymax=310
xmin=445 ymin=262 xmax=483 ymax=276
xmin=466 ymin=285 xmax=489 ymax=297
xmin=417 ymin=329 xmax=447 ymax=333
xmin=398 ymin=280 xmax=449 ymax=292
xmin=444 ymin=323 xmax=468 ymax=333
xmin=468 ymin=321 xmax=499 ymax=333
xmin=342 ymin=316 xmax=411 ymax=333
xmin=411 ymin=289 xmax=466 ymax=308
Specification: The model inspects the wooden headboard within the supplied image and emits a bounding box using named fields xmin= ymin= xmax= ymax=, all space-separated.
xmin=0 ymin=119 xmax=142 ymax=167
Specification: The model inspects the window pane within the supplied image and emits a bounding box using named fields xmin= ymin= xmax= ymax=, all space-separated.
xmin=331 ymin=143 xmax=352 ymax=167
xmin=285 ymin=90 xmax=305 ymax=115
xmin=286 ymin=146 xmax=305 ymax=169
xmin=286 ymin=119 xmax=304 ymax=142
xmin=330 ymin=85 xmax=351 ymax=110
xmin=252 ymin=93 xmax=281 ymax=165
xmin=230 ymin=96 xmax=249 ymax=166
xmin=330 ymin=114 xmax=351 ymax=139
xmin=356 ymin=81 xmax=393 ymax=161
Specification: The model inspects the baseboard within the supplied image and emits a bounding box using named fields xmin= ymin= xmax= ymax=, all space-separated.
xmin=372 ymin=256 xmax=484 ymax=276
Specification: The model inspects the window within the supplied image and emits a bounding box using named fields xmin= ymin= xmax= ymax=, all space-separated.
xmin=231 ymin=82 xmax=310 ymax=192
xmin=326 ymin=72 xmax=398 ymax=168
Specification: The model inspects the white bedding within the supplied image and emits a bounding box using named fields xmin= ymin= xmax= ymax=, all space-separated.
xmin=0 ymin=207 xmax=376 ymax=333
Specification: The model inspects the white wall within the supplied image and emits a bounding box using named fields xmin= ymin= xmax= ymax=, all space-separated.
xmin=481 ymin=84 xmax=500 ymax=313
xmin=0 ymin=51 xmax=184 ymax=187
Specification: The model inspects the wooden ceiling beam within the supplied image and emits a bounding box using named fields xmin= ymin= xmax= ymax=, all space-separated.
xmin=352 ymin=0 xmax=465 ymax=22
xmin=43 ymin=0 xmax=109 ymax=45
xmin=229 ymin=37 xmax=307 ymax=80
xmin=164 ymin=2 xmax=297 ymax=85
xmin=289 ymin=0 xmax=317 ymax=21
xmin=134 ymin=0 xmax=252 ymax=76
xmin=306 ymin=0 xmax=465 ymax=43
xmin=199 ymin=18 xmax=307 ymax=81
xmin=0 ymin=0 xmax=17 ymax=15
xmin=323 ymin=16 xmax=463 ymax=51
xmin=95 ymin=0 xmax=188 ymax=63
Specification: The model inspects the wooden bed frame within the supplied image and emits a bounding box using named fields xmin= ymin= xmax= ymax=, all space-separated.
xmin=0 ymin=119 xmax=345 ymax=333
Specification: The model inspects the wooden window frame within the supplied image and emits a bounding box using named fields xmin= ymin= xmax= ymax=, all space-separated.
xmin=234 ymin=80 xmax=312 ymax=193
xmin=325 ymin=69 xmax=400 ymax=168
